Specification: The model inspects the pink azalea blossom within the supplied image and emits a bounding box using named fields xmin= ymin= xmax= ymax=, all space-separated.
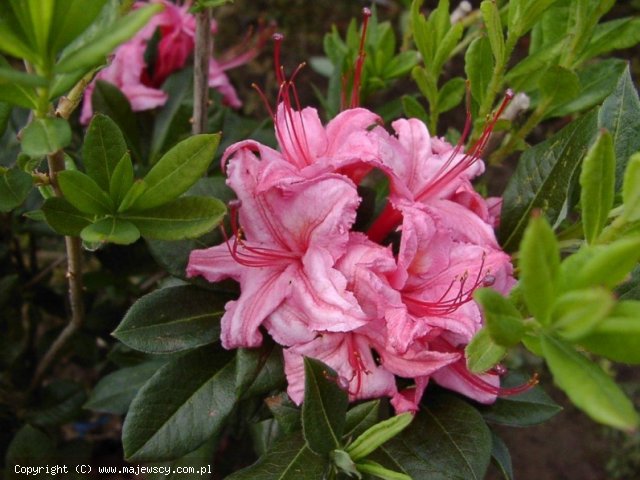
xmin=81 ymin=0 xmax=262 ymax=124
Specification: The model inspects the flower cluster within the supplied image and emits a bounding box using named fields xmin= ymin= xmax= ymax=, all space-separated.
xmin=187 ymin=29 xmax=520 ymax=413
xmin=81 ymin=0 xmax=265 ymax=124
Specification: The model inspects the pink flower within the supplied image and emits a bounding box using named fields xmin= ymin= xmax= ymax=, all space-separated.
xmin=187 ymin=151 xmax=367 ymax=349
xmin=81 ymin=0 xmax=263 ymax=124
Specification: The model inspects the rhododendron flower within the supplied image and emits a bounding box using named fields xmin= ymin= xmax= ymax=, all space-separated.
xmin=187 ymin=12 xmax=531 ymax=414
xmin=81 ymin=0 xmax=263 ymax=124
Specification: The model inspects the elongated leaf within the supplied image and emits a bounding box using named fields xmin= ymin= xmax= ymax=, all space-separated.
xmin=347 ymin=413 xmax=413 ymax=461
xmin=54 ymin=4 xmax=162 ymax=73
xmin=518 ymin=215 xmax=560 ymax=324
xmin=623 ymin=153 xmax=640 ymax=222
xmin=465 ymin=37 xmax=494 ymax=108
xmin=0 ymin=168 xmax=32 ymax=212
xmin=81 ymin=217 xmax=140 ymax=245
xmin=579 ymin=301 xmax=640 ymax=364
xmin=598 ymin=65 xmax=640 ymax=190
xmin=123 ymin=196 xmax=226 ymax=240
xmin=479 ymin=374 xmax=562 ymax=427
xmin=25 ymin=380 xmax=86 ymax=427
xmin=225 ymin=432 xmax=325 ymax=480
xmin=538 ymin=65 xmax=580 ymax=110
xmin=344 ymin=400 xmax=380 ymax=440
xmin=473 ymin=288 xmax=524 ymax=347
xmin=552 ymin=288 xmax=614 ymax=341
xmin=48 ymin=0 xmax=108 ymax=54
xmin=0 ymin=66 xmax=47 ymax=87
xmin=480 ymin=1 xmax=504 ymax=64
xmin=235 ymin=345 xmax=286 ymax=399
xmin=41 ymin=197 xmax=93 ymax=235
xmin=302 ymin=357 xmax=349 ymax=456
xmin=146 ymin=438 xmax=217 ymax=480
xmin=490 ymin=431 xmax=513 ymax=480
xmin=579 ymin=17 xmax=640 ymax=63
xmin=466 ymin=328 xmax=506 ymax=374
xmin=110 ymin=152 xmax=134 ymax=207
xmin=122 ymin=346 xmax=236 ymax=461
xmin=114 ymin=285 xmax=223 ymax=353
xmin=21 ymin=118 xmax=71 ymax=157
xmin=500 ymin=111 xmax=597 ymax=251
xmin=83 ymin=113 xmax=128 ymax=191
xmin=84 ymin=360 xmax=165 ymax=414
xmin=57 ymin=170 xmax=113 ymax=214
xmin=129 ymin=134 xmax=220 ymax=211
xmin=379 ymin=393 xmax=492 ymax=480
xmin=437 ymin=77 xmax=465 ymax=114
xmin=580 ymin=130 xmax=615 ymax=244
xmin=541 ymin=334 xmax=640 ymax=430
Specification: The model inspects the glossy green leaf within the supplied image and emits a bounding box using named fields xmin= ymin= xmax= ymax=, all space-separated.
xmin=480 ymin=1 xmax=504 ymax=63
xmin=57 ymin=170 xmax=113 ymax=214
xmin=235 ymin=344 xmax=286 ymax=399
xmin=113 ymin=285 xmax=223 ymax=353
xmin=83 ymin=113 xmax=128 ymax=191
xmin=110 ymin=152 xmax=134 ymax=207
xmin=541 ymin=334 xmax=639 ymax=431
xmin=347 ymin=413 xmax=412 ymax=461
xmin=379 ymin=393 xmax=492 ymax=480
xmin=225 ymin=432 xmax=325 ymax=480
xmin=401 ymin=95 xmax=428 ymax=123
xmin=146 ymin=438 xmax=217 ymax=480
xmin=500 ymin=111 xmax=597 ymax=251
xmin=91 ymin=80 xmax=142 ymax=161
xmin=622 ymin=153 xmax=640 ymax=222
xmin=552 ymin=288 xmax=614 ymax=341
xmin=508 ymin=0 xmax=559 ymax=38
xmin=489 ymin=431 xmax=513 ymax=480
xmin=41 ymin=197 xmax=93 ymax=235
xmin=465 ymin=36 xmax=494 ymax=108
xmin=479 ymin=374 xmax=562 ymax=427
xmin=579 ymin=17 xmax=640 ymax=63
xmin=48 ymin=0 xmax=109 ymax=54
xmin=344 ymin=400 xmax=380 ymax=440
xmin=0 ymin=168 xmax=32 ymax=212
xmin=432 ymin=22 xmax=462 ymax=76
xmin=598 ymin=65 xmax=640 ymax=190
xmin=122 ymin=196 xmax=226 ymax=240
xmin=518 ymin=215 xmax=560 ymax=325
xmin=356 ymin=459 xmax=411 ymax=480
xmin=474 ymin=288 xmax=524 ymax=347
xmin=55 ymin=4 xmax=162 ymax=73
xmin=579 ymin=301 xmax=640 ymax=364
xmin=0 ymin=6 xmax=37 ymax=63
xmin=302 ymin=357 xmax=349 ymax=456
xmin=122 ymin=345 xmax=236 ymax=461
xmin=411 ymin=66 xmax=437 ymax=104
xmin=81 ymin=217 xmax=140 ymax=245
xmin=506 ymin=42 xmax=563 ymax=93
xmin=466 ymin=327 xmax=506 ymax=374
xmin=546 ymin=59 xmax=627 ymax=119
xmin=538 ymin=65 xmax=580 ymax=109
xmin=0 ymin=66 xmax=47 ymax=88
xmin=580 ymin=130 xmax=615 ymax=244
xmin=84 ymin=360 xmax=165 ymax=414
xmin=129 ymin=134 xmax=220 ymax=211
xmin=117 ymin=180 xmax=147 ymax=213
xmin=21 ymin=118 xmax=71 ymax=157
xmin=437 ymin=77 xmax=465 ymax=114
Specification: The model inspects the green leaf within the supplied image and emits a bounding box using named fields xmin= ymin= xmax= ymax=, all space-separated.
xmin=41 ymin=197 xmax=92 ymax=235
xmin=473 ymin=288 xmax=524 ymax=347
xmin=57 ymin=170 xmax=114 ymax=214
xmin=235 ymin=344 xmax=286 ymax=399
xmin=518 ymin=215 xmax=560 ymax=325
xmin=5 ymin=425 xmax=56 ymax=468
xmin=54 ymin=4 xmax=162 ymax=73
xmin=0 ymin=168 xmax=32 ymax=212
xmin=122 ymin=196 xmax=226 ymax=240
xmin=541 ymin=334 xmax=639 ymax=431
xmin=437 ymin=77 xmax=465 ymax=114
xmin=117 ymin=180 xmax=147 ymax=213
xmin=356 ymin=459 xmax=411 ymax=480
xmin=401 ymin=95 xmax=428 ymax=123
xmin=21 ymin=118 xmax=71 ymax=157
xmin=110 ymin=152 xmax=134 ymax=207
xmin=480 ymin=0 xmax=504 ymax=64
xmin=122 ymin=345 xmax=236 ymax=461
xmin=265 ymin=393 xmax=302 ymax=435
xmin=500 ymin=111 xmax=598 ymax=251
xmin=344 ymin=400 xmax=380 ymax=440
xmin=466 ymin=327 xmax=506 ymax=374
xmin=552 ymin=288 xmax=615 ymax=341
xmin=598 ymin=65 xmax=640 ymax=190
xmin=622 ymin=153 xmax=640 ymax=222
xmin=347 ymin=413 xmax=413 ymax=461
xmin=465 ymin=36 xmax=494 ymax=108
xmin=25 ymin=380 xmax=86 ymax=427
xmin=411 ymin=66 xmax=437 ymax=105
xmin=91 ymin=80 xmax=142 ymax=161
xmin=579 ymin=17 xmax=640 ymax=63
xmin=0 ymin=66 xmax=47 ymax=87
xmin=81 ymin=217 xmax=140 ymax=245
xmin=508 ymin=0 xmax=560 ymax=38
xmin=506 ymin=42 xmax=563 ymax=93
xmin=479 ymin=374 xmax=562 ymax=427
xmin=0 ymin=7 xmax=38 ymax=63
xmin=146 ymin=438 xmax=217 ymax=480
xmin=546 ymin=59 xmax=627 ymax=119
xmin=0 ymin=101 xmax=9 ymax=136
xmin=432 ymin=22 xmax=463 ymax=76
xmin=302 ymin=357 xmax=349 ymax=456
xmin=225 ymin=432 xmax=325 ymax=480
xmin=85 ymin=360 xmax=166 ymax=414
xmin=579 ymin=300 xmax=640 ymax=364
xmin=113 ymin=285 xmax=223 ymax=354
xmin=580 ymin=130 xmax=615 ymax=243
xmin=379 ymin=393 xmax=492 ymax=480
xmin=489 ymin=432 xmax=513 ymax=480
xmin=538 ymin=65 xmax=580 ymax=110
xmin=48 ymin=0 xmax=109 ymax=54
xmin=129 ymin=134 xmax=220 ymax=211
xmin=83 ymin=113 xmax=128 ymax=192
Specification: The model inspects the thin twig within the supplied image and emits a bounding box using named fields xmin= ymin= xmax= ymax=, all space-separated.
xmin=193 ymin=8 xmax=211 ymax=135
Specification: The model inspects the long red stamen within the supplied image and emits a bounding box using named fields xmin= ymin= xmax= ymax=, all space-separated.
xmin=451 ymin=361 xmax=539 ymax=396
xmin=350 ymin=7 xmax=372 ymax=109
xmin=346 ymin=337 xmax=370 ymax=397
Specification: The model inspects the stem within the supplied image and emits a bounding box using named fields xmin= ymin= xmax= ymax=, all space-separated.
xmin=193 ymin=8 xmax=211 ymax=135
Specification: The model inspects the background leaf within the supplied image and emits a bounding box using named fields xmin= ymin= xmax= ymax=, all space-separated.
xmin=21 ymin=118 xmax=71 ymax=157
xmin=82 ymin=113 xmax=128 ymax=191
xmin=0 ymin=168 xmax=32 ymax=212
